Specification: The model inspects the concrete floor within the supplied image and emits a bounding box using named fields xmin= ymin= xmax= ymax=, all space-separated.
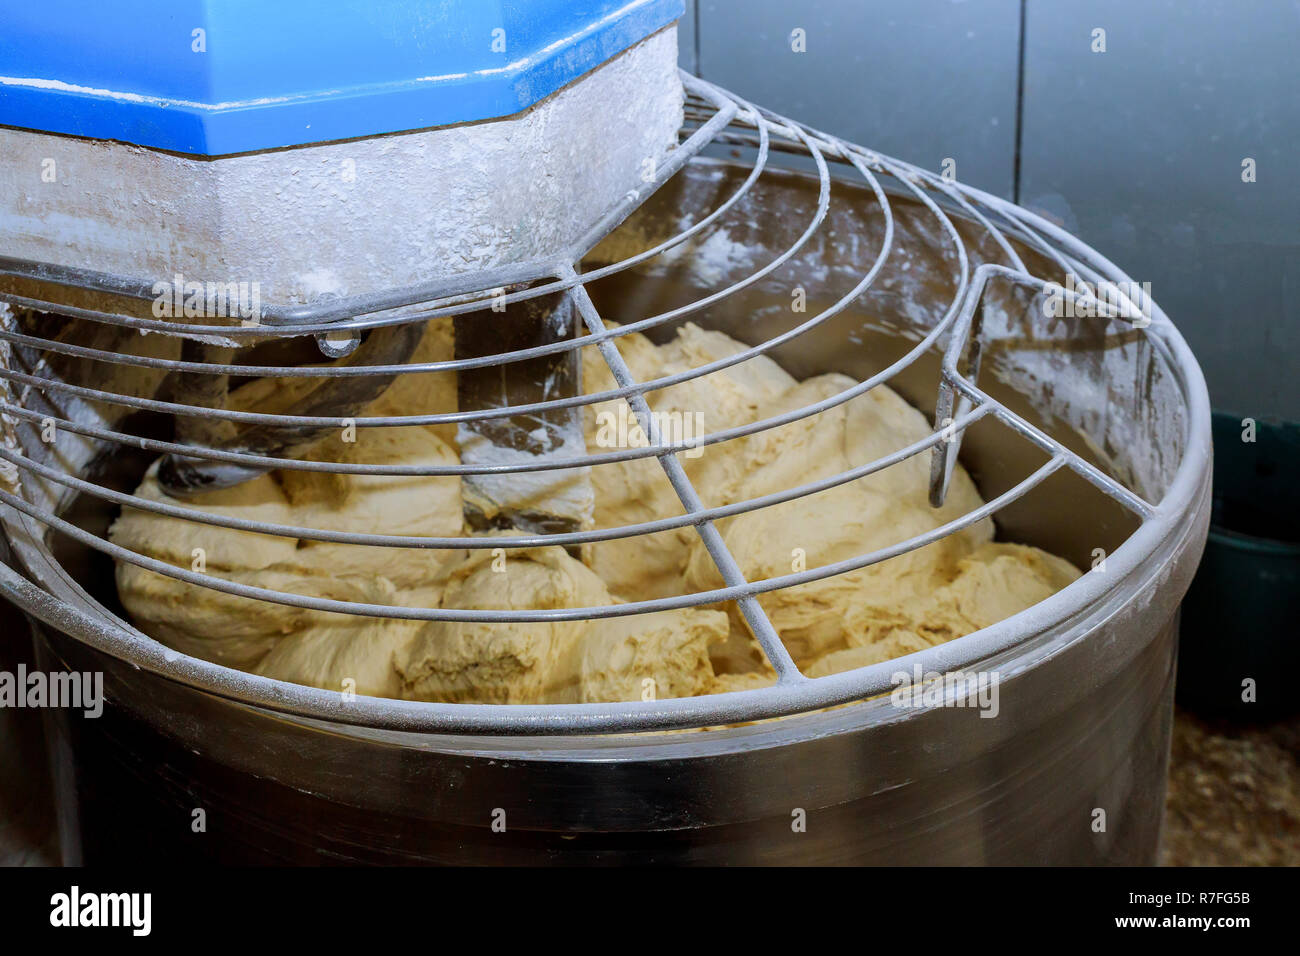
xmin=1162 ymin=708 xmax=1300 ymax=866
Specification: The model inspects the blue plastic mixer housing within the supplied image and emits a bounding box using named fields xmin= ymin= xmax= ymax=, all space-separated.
xmin=0 ymin=0 xmax=685 ymax=154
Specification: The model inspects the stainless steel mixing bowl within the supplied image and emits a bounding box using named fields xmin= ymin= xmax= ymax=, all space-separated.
xmin=0 ymin=103 xmax=1211 ymax=863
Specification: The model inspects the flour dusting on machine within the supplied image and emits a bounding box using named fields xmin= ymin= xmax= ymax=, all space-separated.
xmin=0 ymin=0 xmax=689 ymax=529
xmin=0 ymin=0 xmax=1212 ymax=865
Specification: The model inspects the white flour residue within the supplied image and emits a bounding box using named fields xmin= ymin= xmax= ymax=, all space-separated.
xmin=662 ymin=228 xmax=758 ymax=286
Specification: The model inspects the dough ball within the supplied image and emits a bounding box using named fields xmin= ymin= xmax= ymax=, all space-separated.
xmin=109 ymin=422 xmax=462 ymax=671
xmin=680 ymin=369 xmax=1080 ymax=679
xmin=684 ymin=374 xmax=993 ymax=666
xmin=806 ymin=543 xmax=1082 ymax=677
xmin=397 ymin=546 xmax=728 ymax=703
xmin=275 ymin=425 xmax=463 ymax=588
xmin=254 ymin=580 xmax=422 ymax=699
xmin=580 ymin=322 xmax=796 ymax=602
xmin=366 ymin=317 xmax=459 ymax=446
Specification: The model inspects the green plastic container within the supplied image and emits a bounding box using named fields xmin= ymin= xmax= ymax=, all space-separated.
xmin=1177 ymin=412 xmax=1300 ymax=719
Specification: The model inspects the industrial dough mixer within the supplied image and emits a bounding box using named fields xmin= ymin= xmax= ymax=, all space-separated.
xmin=0 ymin=1 xmax=1210 ymax=864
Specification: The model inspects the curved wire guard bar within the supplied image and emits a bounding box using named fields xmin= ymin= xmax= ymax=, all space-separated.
xmin=0 ymin=72 xmax=1188 ymax=733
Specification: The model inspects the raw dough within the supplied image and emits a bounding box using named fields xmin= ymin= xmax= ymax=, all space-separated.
xmin=580 ymin=323 xmax=796 ymax=602
xmin=683 ymin=371 xmax=1000 ymax=669
xmin=397 ymin=546 xmax=727 ymax=703
xmin=109 ymin=320 xmax=1081 ymax=702
xmin=111 ymin=422 xmax=460 ymax=672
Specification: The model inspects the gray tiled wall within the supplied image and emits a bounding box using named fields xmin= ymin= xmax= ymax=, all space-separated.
xmin=1019 ymin=0 xmax=1299 ymax=421
xmin=688 ymin=0 xmax=1021 ymax=200
xmin=681 ymin=0 xmax=1298 ymax=420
